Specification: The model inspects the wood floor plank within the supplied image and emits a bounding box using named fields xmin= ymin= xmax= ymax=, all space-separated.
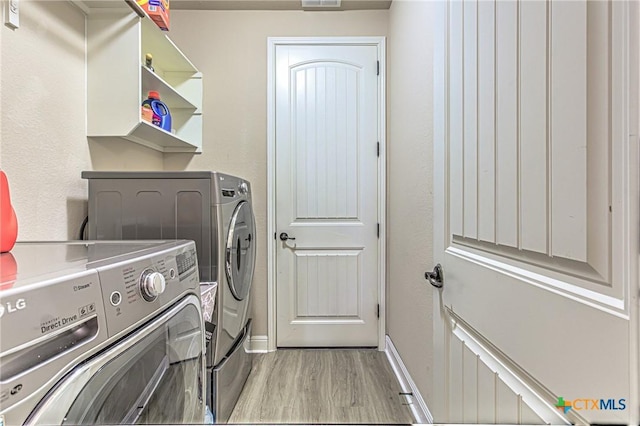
xmin=228 ymin=349 xmax=414 ymax=424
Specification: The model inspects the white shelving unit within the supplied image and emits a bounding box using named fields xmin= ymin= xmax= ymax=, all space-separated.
xmin=87 ymin=10 xmax=203 ymax=153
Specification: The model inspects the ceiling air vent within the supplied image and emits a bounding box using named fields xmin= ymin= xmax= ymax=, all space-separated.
xmin=301 ymin=0 xmax=342 ymax=8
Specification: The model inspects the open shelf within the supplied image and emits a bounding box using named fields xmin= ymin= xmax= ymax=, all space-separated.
xmin=141 ymin=66 xmax=198 ymax=110
xmin=140 ymin=17 xmax=199 ymax=73
xmin=86 ymin=8 xmax=203 ymax=154
xmin=125 ymin=121 xmax=200 ymax=153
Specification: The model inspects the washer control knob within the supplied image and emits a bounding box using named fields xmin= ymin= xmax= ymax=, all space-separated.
xmin=140 ymin=269 xmax=166 ymax=302
xmin=238 ymin=182 xmax=249 ymax=195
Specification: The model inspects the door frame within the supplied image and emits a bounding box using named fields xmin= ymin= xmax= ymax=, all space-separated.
xmin=266 ymin=36 xmax=387 ymax=351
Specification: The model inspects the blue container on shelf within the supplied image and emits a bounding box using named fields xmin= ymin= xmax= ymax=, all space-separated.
xmin=142 ymin=90 xmax=172 ymax=132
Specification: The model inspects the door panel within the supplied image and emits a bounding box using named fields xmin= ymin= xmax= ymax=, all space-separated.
xmin=434 ymin=1 xmax=639 ymax=424
xmin=441 ymin=310 xmax=565 ymax=425
xmin=519 ymin=0 xmax=547 ymax=255
xmin=550 ymin=1 xmax=587 ymax=261
xmin=294 ymin=250 xmax=360 ymax=318
xmin=275 ymin=44 xmax=379 ymax=347
xmin=494 ymin=0 xmax=519 ymax=249
xmin=293 ymin=64 xmax=360 ymax=220
xmin=477 ymin=0 xmax=496 ymax=245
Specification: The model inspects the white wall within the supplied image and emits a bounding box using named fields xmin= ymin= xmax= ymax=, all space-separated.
xmin=166 ymin=9 xmax=389 ymax=337
xmin=387 ymin=0 xmax=434 ymax=407
xmin=0 ymin=1 xmax=162 ymax=241
xmin=1 ymin=1 xmax=88 ymax=240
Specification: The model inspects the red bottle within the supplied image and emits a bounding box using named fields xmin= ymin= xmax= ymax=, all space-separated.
xmin=1 ymin=171 xmax=18 ymax=252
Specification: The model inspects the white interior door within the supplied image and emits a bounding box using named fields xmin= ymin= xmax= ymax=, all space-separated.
xmin=274 ymin=41 xmax=381 ymax=347
xmin=433 ymin=1 xmax=639 ymax=424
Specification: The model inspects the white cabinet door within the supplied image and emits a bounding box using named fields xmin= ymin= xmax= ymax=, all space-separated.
xmin=275 ymin=43 xmax=380 ymax=347
xmin=433 ymin=1 xmax=639 ymax=424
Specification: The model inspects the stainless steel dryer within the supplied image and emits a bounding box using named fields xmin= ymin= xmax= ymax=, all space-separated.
xmin=0 ymin=240 xmax=204 ymax=425
xmin=83 ymin=171 xmax=256 ymax=423
xmin=209 ymin=173 xmax=255 ymax=423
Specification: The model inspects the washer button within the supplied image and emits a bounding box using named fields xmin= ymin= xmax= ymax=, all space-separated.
xmin=169 ymin=268 xmax=176 ymax=279
xmin=110 ymin=291 xmax=122 ymax=306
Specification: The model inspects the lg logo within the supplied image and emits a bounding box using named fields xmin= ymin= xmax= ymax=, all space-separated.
xmin=0 ymin=299 xmax=26 ymax=318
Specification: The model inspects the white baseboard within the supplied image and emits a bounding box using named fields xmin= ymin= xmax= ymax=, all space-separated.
xmin=248 ymin=335 xmax=269 ymax=353
xmin=385 ymin=335 xmax=433 ymax=424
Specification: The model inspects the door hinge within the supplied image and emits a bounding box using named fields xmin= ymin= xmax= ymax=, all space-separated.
xmin=377 ymin=304 xmax=380 ymax=318
xmin=377 ymin=223 xmax=380 ymax=238
xmin=377 ymin=142 xmax=380 ymax=157
xmin=377 ymin=60 xmax=380 ymax=76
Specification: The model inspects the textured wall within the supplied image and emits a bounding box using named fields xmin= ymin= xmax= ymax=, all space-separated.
xmin=386 ymin=0 xmax=435 ymax=408
xmin=166 ymin=10 xmax=389 ymax=337
xmin=1 ymin=1 xmax=89 ymax=240
xmin=0 ymin=1 xmax=163 ymax=241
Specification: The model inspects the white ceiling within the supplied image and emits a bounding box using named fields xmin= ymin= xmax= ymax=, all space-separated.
xmin=78 ymin=0 xmax=391 ymax=14
xmin=170 ymin=0 xmax=392 ymax=10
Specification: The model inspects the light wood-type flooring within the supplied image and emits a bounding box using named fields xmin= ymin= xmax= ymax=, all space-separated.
xmin=228 ymin=349 xmax=414 ymax=424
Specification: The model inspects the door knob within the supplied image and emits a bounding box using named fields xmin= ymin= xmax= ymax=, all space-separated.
xmin=279 ymin=232 xmax=296 ymax=242
xmin=425 ymin=264 xmax=444 ymax=288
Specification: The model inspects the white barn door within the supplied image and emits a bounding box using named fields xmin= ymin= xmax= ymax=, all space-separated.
xmin=433 ymin=1 xmax=639 ymax=424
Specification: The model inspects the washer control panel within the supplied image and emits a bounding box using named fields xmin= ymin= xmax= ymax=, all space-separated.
xmin=96 ymin=241 xmax=199 ymax=338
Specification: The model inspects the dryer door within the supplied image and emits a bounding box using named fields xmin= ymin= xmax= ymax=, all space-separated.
xmin=26 ymin=296 xmax=205 ymax=425
xmin=225 ymin=201 xmax=256 ymax=301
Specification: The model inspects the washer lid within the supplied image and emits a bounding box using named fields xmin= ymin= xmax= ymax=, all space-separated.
xmin=225 ymin=201 xmax=256 ymax=301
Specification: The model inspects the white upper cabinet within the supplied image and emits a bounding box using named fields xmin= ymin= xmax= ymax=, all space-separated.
xmin=86 ymin=10 xmax=203 ymax=153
